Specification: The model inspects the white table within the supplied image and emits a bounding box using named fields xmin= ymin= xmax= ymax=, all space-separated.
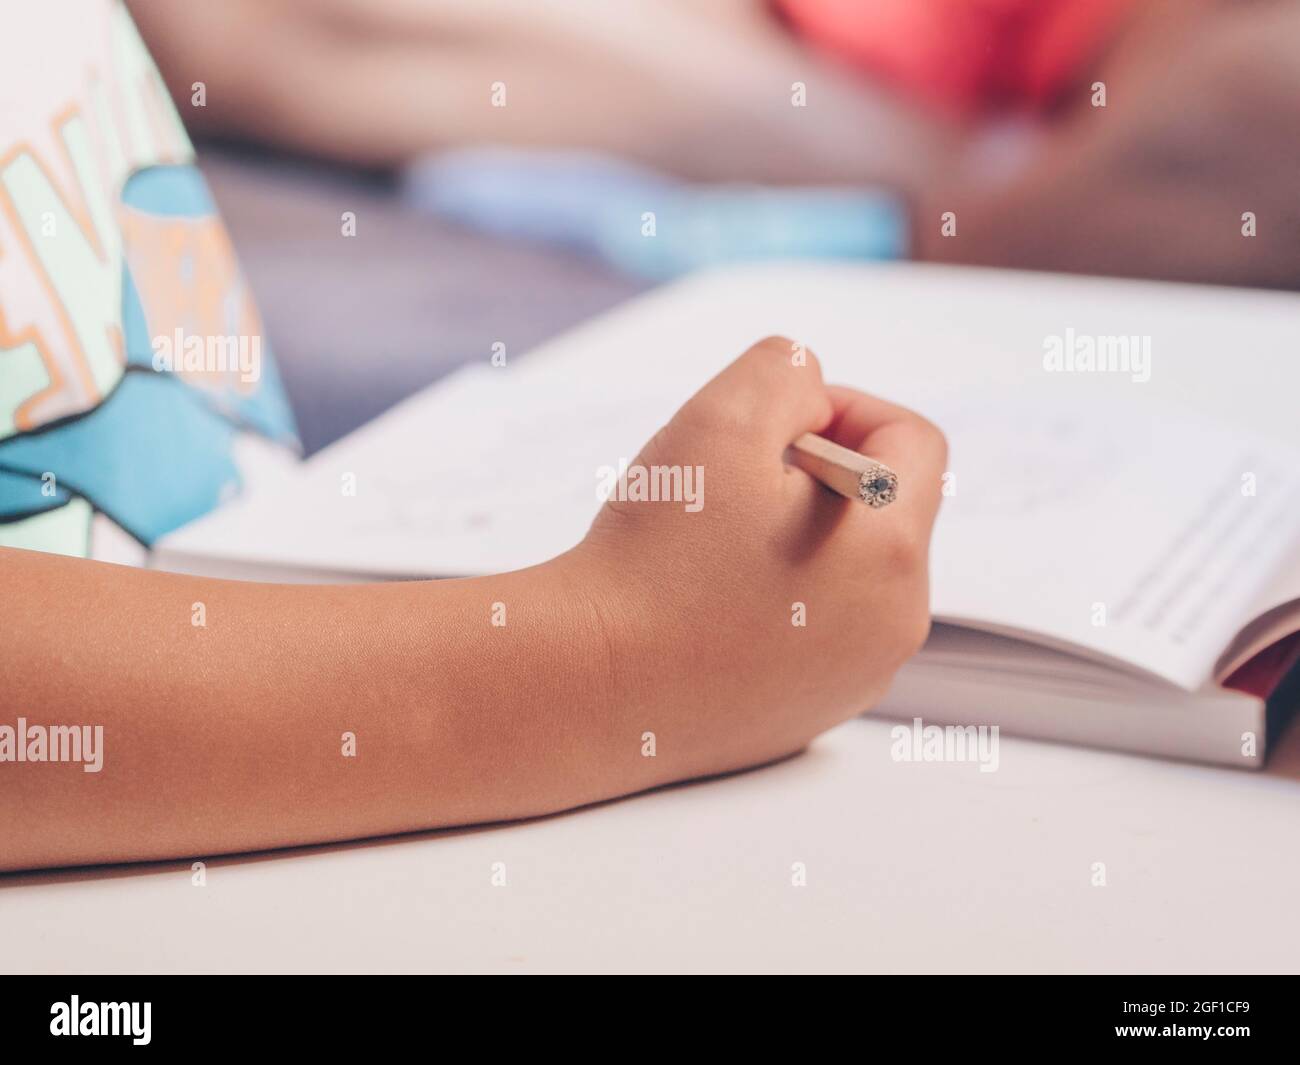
xmin=4 ymin=716 xmax=1298 ymax=974
xmin=7 ymin=263 xmax=1300 ymax=973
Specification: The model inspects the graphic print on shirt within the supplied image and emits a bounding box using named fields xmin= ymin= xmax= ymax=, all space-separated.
xmin=0 ymin=0 xmax=297 ymax=558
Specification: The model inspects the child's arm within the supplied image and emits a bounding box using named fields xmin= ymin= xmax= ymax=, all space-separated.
xmin=0 ymin=339 xmax=946 ymax=872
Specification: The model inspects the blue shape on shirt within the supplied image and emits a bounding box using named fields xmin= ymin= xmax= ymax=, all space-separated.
xmin=0 ymin=371 xmax=243 ymax=544
xmin=0 ymin=466 xmax=70 ymax=520
xmin=120 ymin=164 xmax=216 ymax=217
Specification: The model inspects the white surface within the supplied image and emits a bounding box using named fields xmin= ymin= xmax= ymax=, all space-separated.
xmin=5 ymin=716 xmax=1300 ymax=974
xmin=19 ymin=263 xmax=1300 ymax=972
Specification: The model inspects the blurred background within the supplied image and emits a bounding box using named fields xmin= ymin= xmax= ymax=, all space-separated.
xmin=126 ymin=0 xmax=1300 ymax=453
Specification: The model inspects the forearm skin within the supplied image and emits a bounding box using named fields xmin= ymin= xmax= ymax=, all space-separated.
xmin=0 ymin=547 xmax=624 ymax=872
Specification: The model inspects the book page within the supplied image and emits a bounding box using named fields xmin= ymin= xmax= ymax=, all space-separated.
xmin=922 ymin=393 xmax=1300 ymax=690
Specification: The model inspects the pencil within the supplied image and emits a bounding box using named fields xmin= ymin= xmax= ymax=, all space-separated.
xmin=787 ymin=432 xmax=899 ymax=508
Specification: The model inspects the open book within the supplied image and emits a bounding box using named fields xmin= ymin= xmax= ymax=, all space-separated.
xmin=155 ymin=263 xmax=1300 ymax=768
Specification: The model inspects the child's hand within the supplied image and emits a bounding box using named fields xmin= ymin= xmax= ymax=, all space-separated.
xmin=572 ymin=337 xmax=948 ymax=785
xmin=0 ymin=336 xmax=945 ymax=870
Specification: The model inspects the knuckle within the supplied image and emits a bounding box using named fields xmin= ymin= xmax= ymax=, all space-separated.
xmin=879 ymin=522 xmax=925 ymax=575
xmin=750 ymin=335 xmax=821 ymax=376
xmin=751 ymin=334 xmax=797 ymax=359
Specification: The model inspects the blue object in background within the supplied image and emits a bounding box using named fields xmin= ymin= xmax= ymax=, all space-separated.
xmin=404 ymin=148 xmax=907 ymax=281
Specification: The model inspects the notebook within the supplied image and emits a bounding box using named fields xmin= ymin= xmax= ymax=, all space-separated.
xmin=154 ymin=262 xmax=1300 ymax=768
